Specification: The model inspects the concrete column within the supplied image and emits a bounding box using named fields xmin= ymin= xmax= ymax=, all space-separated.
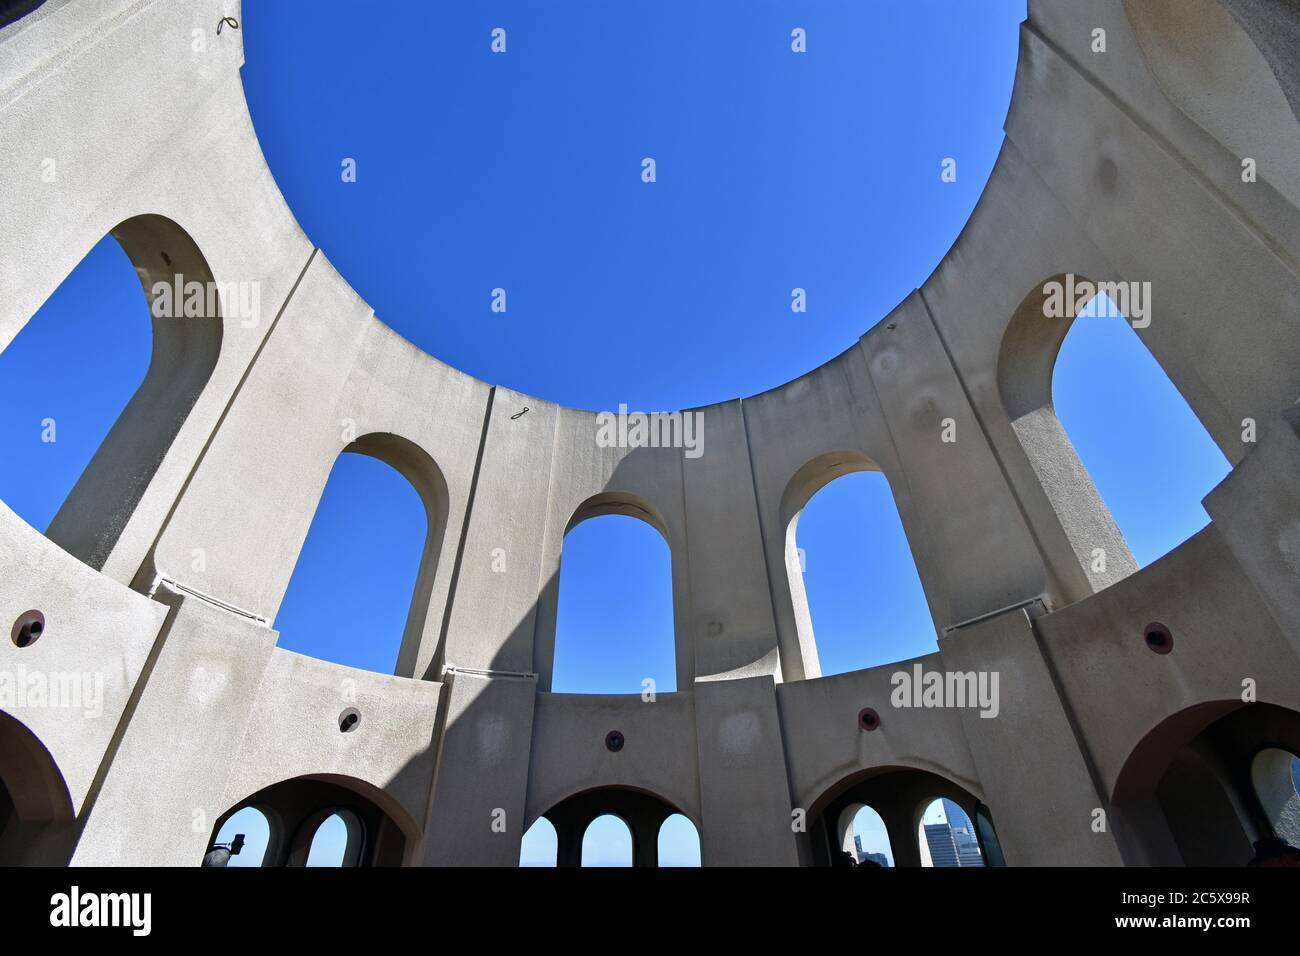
xmin=421 ymin=671 xmax=536 ymax=866
xmin=693 ymin=676 xmax=800 ymax=865
xmin=937 ymin=607 xmax=1125 ymax=865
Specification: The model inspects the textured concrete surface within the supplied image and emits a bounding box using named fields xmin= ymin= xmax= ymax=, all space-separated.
xmin=2 ymin=0 xmax=1299 ymax=866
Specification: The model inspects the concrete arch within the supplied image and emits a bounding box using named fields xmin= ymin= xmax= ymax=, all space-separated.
xmin=290 ymin=807 xmax=366 ymax=867
xmin=0 ymin=710 xmax=75 ymax=865
xmin=3 ymin=214 xmax=223 ymax=575
xmin=807 ymin=764 xmax=987 ymax=868
xmin=537 ymin=784 xmax=693 ymax=868
xmin=534 ymin=490 xmax=685 ymax=691
xmin=1111 ymin=701 xmax=1300 ymax=865
xmin=778 ymin=451 xmax=934 ymax=679
xmin=212 ymin=773 xmax=419 ymax=868
xmin=997 ymin=274 xmax=1137 ymax=598
xmin=334 ymin=432 xmax=451 ymax=678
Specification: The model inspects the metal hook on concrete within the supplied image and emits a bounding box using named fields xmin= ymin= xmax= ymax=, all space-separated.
xmin=217 ymin=16 xmax=239 ymax=35
xmin=510 ymin=407 xmax=529 ymax=420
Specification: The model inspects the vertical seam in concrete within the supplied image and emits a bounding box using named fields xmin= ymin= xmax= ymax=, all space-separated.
xmin=738 ymin=396 xmax=786 ymax=681
xmin=132 ymin=245 xmax=319 ymax=595
xmin=525 ymin=403 xmax=563 ymax=685
xmin=675 ymin=423 xmax=694 ymax=691
xmin=428 ymin=384 xmax=496 ymax=681
xmin=1020 ymin=609 xmax=1134 ymax=863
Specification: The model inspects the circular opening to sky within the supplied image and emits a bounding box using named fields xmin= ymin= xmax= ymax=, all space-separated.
xmin=241 ymin=0 xmax=1025 ymax=412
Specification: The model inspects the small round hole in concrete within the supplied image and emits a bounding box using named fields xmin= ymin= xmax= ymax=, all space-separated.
xmin=338 ymin=707 xmax=360 ymax=733
xmin=1144 ymin=622 xmax=1173 ymax=655
xmin=858 ymin=707 xmax=880 ymax=732
xmin=11 ymin=610 xmax=45 ymax=648
xmin=605 ymin=730 xmax=625 ymax=753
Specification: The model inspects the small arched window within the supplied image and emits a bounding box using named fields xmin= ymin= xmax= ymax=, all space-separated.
xmin=581 ymin=814 xmax=633 ymax=867
xmin=212 ymin=806 xmax=272 ymax=868
xmin=305 ymin=810 xmax=364 ymax=867
xmin=657 ymin=814 xmax=701 ymax=867
xmin=520 ymin=817 xmax=558 ymax=867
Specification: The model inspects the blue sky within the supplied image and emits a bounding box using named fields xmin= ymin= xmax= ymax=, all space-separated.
xmin=0 ymin=0 xmax=1240 ymax=866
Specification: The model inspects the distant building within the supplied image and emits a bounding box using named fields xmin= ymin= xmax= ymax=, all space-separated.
xmin=863 ymin=852 xmax=890 ymax=867
xmin=943 ymin=799 xmax=985 ymax=867
xmin=924 ymin=824 xmax=960 ymax=867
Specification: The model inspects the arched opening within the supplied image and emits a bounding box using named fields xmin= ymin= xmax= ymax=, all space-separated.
xmin=917 ymin=797 xmax=984 ymax=867
xmin=834 ymin=803 xmax=893 ymax=867
xmin=540 ymin=785 xmax=688 ymax=867
xmin=1113 ymin=701 xmax=1300 ymax=866
xmin=275 ymin=433 xmax=448 ymax=676
xmin=0 ymin=217 xmax=222 ymax=573
xmin=581 ymin=814 xmax=633 ymax=868
xmin=304 ymin=810 xmax=365 ymax=867
xmin=519 ymin=816 xmax=558 ymax=867
xmin=0 ymin=711 xmax=75 ymax=865
xmin=657 ymin=813 xmax=701 ymax=867
xmin=782 ymin=454 xmax=935 ymax=677
xmin=1250 ymin=748 xmax=1300 ymax=848
xmin=808 ymin=765 xmax=987 ymax=867
xmin=210 ymin=806 xmax=272 ymax=868
xmin=549 ymin=502 xmax=676 ymax=694
xmin=998 ymin=279 xmax=1229 ymax=599
xmin=207 ymin=775 xmax=412 ymax=867
xmin=1052 ymin=294 xmax=1230 ymax=569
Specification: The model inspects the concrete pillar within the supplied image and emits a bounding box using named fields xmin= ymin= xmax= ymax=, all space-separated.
xmin=937 ymin=607 xmax=1126 ymax=865
xmin=693 ymin=676 xmax=800 ymax=865
xmin=421 ymin=671 xmax=536 ymax=866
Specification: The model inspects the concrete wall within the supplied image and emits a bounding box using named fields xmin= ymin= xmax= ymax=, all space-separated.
xmin=2 ymin=0 xmax=1299 ymax=866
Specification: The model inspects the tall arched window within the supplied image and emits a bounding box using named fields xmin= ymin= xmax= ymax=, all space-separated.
xmin=0 ymin=218 xmax=221 ymax=573
xmin=520 ymin=817 xmax=558 ymax=867
xmin=0 ymin=236 xmax=147 ymax=536
xmin=1053 ymin=294 xmax=1230 ymax=568
xmin=1000 ymin=281 xmax=1232 ymax=597
xmin=791 ymin=469 xmax=934 ymax=675
xmin=581 ymin=814 xmax=633 ymax=867
xmin=212 ymin=806 xmax=271 ymax=868
xmin=551 ymin=514 xmax=675 ymax=693
xmin=657 ymin=814 xmax=701 ymax=867
xmin=275 ymin=450 xmax=429 ymax=675
xmin=917 ymin=798 xmax=984 ymax=867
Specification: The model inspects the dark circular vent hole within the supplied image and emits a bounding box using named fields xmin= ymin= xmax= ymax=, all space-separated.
xmin=11 ymin=610 xmax=45 ymax=648
xmin=605 ymin=730 xmax=625 ymax=753
xmin=858 ymin=707 xmax=880 ymax=732
xmin=1144 ymin=622 xmax=1173 ymax=655
xmin=338 ymin=707 xmax=360 ymax=733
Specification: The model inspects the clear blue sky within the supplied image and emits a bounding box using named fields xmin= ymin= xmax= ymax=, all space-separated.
xmin=0 ymin=0 xmax=1237 ymax=866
